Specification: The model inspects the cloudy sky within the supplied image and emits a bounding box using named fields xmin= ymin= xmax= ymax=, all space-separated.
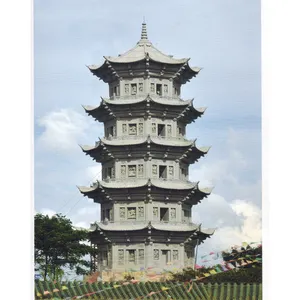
xmin=34 ymin=0 xmax=261 ymax=258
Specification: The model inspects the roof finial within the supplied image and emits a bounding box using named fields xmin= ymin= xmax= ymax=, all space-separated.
xmin=141 ymin=19 xmax=148 ymax=41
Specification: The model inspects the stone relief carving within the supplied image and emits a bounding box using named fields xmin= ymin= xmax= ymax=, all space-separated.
xmin=128 ymin=250 xmax=135 ymax=262
xmin=138 ymin=249 xmax=144 ymax=260
xmin=150 ymin=83 xmax=155 ymax=93
xmin=138 ymin=164 xmax=144 ymax=176
xmin=138 ymin=207 xmax=144 ymax=218
xmin=153 ymin=249 xmax=159 ymax=260
xmin=127 ymin=207 xmax=136 ymax=219
xmin=113 ymin=125 xmax=116 ymax=136
xmin=167 ymin=124 xmax=172 ymax=136
xmin=138 ymin=123 xmax=143 ymax=135
xmin=119 ymin=207 xmax=125 ymax=219
xmin=170 ymin=208 xmax=176 ymax=219
xmin=111 ymin=167 xmax=115 ymax=178
xmin=128 ymin=165 xmax=136 ymax=177
xmin=129 ymin=124 xmax=137 ymax=135
xmin=118 ymin=249 xmax=124 ymax=264
xmin=173 ymin=250 xmax=178 ymax=261
xmin=169 ymin=166 xmax=174 ymax=176
xmin=151 ymin=123 xmax=156 ymax=134
xmin=164 ymin=84 xmax=168 ymax=94
xmin=153 ymin=207 xmax=158 ymax=218
xmin=122 ymin=124 xmax=127 ymax=134
xmin=152 ymin=165 xmax=157 ymax=175
xmin=139 ymin=83 xmax=143 ymax=92
xmin=121 ymin=165 xmax=126 ymax=177
xmin=125 ymin=84 xmax=129 ymax=94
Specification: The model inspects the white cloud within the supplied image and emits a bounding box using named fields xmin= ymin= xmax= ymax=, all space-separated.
xmin=37 ymin=108 xmax=96 ymax=152
xmin=39 ymin=208 xmax=56 ymax=218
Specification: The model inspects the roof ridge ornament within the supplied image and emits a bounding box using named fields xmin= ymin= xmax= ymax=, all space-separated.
xmin=138 ymin=21 xmax=151 ymax=44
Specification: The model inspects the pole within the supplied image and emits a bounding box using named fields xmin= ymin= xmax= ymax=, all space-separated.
xmin=194 ymin=238 xmax=200 ymax=271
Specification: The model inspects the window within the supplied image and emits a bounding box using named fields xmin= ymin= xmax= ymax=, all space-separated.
xmin=128 ymin=165 xmax=136 ymax=177
xmin=158 ymin=124 xmax=166 ymax=137
xmin=127 ymin=207 xmax=136 ymax=219
xmin=131 ymin=83 xmax=137 ymax=95
xmin=159 ymin=166 xmax=167 ymax=179
xmin=160 ymin=208 xmax=169 ymax=221
xmin=156 ymin=84 xmax=162 ymax=95
xmin=127 ymin=250 xmax=136 ymax=263
xmin=162 ymin=250 xmax=170 ymax=264
xmin=113 ymin=86 xmax=117 ymax=95
xmin=128 ymin=124 xmax=137 ymax=135
xmin=106 ymin=126 xmax=114 ymax=137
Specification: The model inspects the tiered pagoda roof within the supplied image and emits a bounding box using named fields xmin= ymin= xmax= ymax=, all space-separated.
xmin=87 ymin=23 xmax=201 ymax=84
xmin=78 ymin=179 xmax=213 ymax=205
xmin=80 ymin=136 xmax=210 ymax=164
xmin=89 ymin=221 xmax=215 ymax=245
xmin=82 ymin=96 xmax=206 ymax=124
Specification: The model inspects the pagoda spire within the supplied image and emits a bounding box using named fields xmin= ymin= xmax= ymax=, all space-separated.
xmin=139 ymin=20 xmax=150 ymax=43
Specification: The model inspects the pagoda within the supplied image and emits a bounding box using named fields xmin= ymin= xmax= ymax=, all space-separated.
xmin=78 ymin=22 xmax=215 ymax=278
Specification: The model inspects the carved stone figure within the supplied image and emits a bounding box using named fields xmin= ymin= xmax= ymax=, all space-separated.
xmin=138 ymin=123 xmax=143 ymax=135
xmin=113 ymin=125 xmax=116 ymax=136
xmin=138 ymin=207 xmax=144 ymax=218
xmin=169 ymin=166 xmax=174 ymax=176
xmin=121 ymin=165 xmax=126 ymax=177
xmin=164 ymin=84 xmax=168 ymax=93
xmin=125 ymin=84 xmax=129 ymax=94
xmin=127 ymin=207 xmax=136 ymax=219
xmin=170 ymin=208 xmax=176 ymax=219
xmin=129 ymin=250 xmax=135 ymax=262
xmin=153 ymin=249 xmax=159 ymax=260
xmin=173 ymin=250 xmax=178 ymax=261
xmin=152 ymin=123 xmax=156 ymax=134
xmin=152 ymin=165 xmax=157 ymax=175
xmin=153 ymin=207 xmax=158 ymax=218
xmin=128 ymin=165 xmax=136 ymax=177
xmin=150 ymin=83 xmax=155 ymax=93
xmin=138 ymin=164 xmax=144 ymax=176
xmin=118 ymin=249 xmax=124 ymax=264
xmin=119 ymin=207 xmax=125 ymax=219
xmin=122 ymin=124 xmax=127 ymax=134
xmin=111 ymin=167 xmax=115 ymax=178
xmin=139 ymin=83 xmax=143 ymax=92
xmin=167 ymin=124 xmax=172 ymax=136
xmin=138 ymin=249 xmax=144 ymax=261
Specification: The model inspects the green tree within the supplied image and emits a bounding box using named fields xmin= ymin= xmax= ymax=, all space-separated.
xmin=35 ymin=213 xmax=96 ymax=281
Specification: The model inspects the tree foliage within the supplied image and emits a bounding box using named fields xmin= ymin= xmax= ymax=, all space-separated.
xmin=35 ymin=213 xmax=96 ymax=281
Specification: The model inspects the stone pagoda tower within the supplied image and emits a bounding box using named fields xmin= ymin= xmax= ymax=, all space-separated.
xmin=78 ymin=22 xmax=215 ymax=278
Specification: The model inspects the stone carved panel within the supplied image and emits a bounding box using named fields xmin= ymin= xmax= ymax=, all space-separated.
xmin=138 ymin=249 xmax=144 ymax=261
xmin=128 ymin=250 xmax=135 ymax=262
xmin=173 ymin=250 xmax=178 ymax=261
xmin=152 ymin=165 xmax=157 ymax=175
xmin=128 ymin=165 xmax=136 ymax=177
xmin=127 ymin=207 xmax=136 ymax=219
xmin=150 ymin=83 xmax=155 ymax=93
xmin=151 ymin=123 xmax=156 ymax=134
xmin=138 ymin=207 xmax=144 ymax=218
xmin=125 ymin=84 xmax=129 ymax=94
xmin=170 ymin=208 xmax=176 ymax=220
xmin=129 ymin=124 xmax=137 ymax=135
xmin=153 ymin=207 xmax=158 ymax=219
xmin=111 ymin=167 xmax=115 ymax=178
xmin=167 ymin=124 xmax=172 ymax=136
xmin=119 ymin=207 xmax=125 ymax=219
xmin=153 ymin=249 xmax=159 ymax=260
xmin=138 ymin=164 xmax=144 ymax=177
xmin=164 ymin=84 xmax=168 ymax=94
xmin=139 ymin=83 xmax=143 ymax=92
xmin=122 ymin=124 xmax=127 ymax=134
xmin=118 ymin=249 xmax=124 ymax=264
xmin=138 ymin=123 xmax=143 ymax=135
xmin=121 ymin=165 xmax=126 ymax=178
xmin=169 ymin=166 xmax=174 ymax=176
xmin=113 ymin=125 xmax=116 ymax=136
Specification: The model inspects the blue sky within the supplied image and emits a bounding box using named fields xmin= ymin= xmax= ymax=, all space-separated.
xmin=34 ymin=0 xmax=261 ymax=254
